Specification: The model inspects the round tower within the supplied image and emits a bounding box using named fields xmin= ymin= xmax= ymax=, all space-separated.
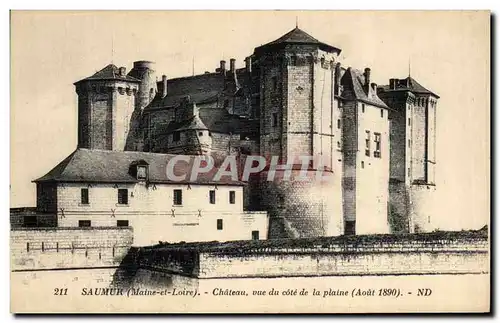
xmin=127 ymin=60 xmax=158 ymax=110
xmin=251 ymin=27 xmax=344 ymax=238
xmin=74 ymin=64 xmax=140 ymax=151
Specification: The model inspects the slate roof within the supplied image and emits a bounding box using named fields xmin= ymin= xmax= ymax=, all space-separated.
xmin=158 ymin=107 xmax=259 ymax=137
xmin=34 ymin=149 xmax=245 ymax=186
xmin=146 ymin=72 xmax=225 ymax=110
xmin=340 ymin=68 xmax=389 ymax=109
xmin=164 ymin=114 xmax=210 ymax=133
xmin=378 ymin=77 xmax=439 ymax=98
xmin=255 ymin=27 xmax=341 ymax=54
xmin=75 ymin=64 xmax=141 ymax=84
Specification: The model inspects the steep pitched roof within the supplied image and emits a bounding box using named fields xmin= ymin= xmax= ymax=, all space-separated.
xmin=75 ymin=64 xmax=141 ymax=84
xmin=340 ymin=68 xmax=389 ymax=109
xmin=378 ymin=77 xmax=440 ymax=98
xmin=255 ymin=27 xmax=341 ymax=54
xmin=34 ymin=149 xmax=245 ymax=186
xmin=146 ymin=72 xmax=225 ymax=110
xmin=164 ymin=114 xmax=210 ymax=133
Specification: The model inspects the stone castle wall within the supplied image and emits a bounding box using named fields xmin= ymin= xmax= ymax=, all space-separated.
xmin=11 ymin=227 xmax=133 ymax=271
xmin=136 ymin=229 xmax=489 ymax=278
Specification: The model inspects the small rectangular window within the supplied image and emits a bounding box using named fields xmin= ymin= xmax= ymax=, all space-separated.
xmin=361 ymin=161 xmax=365 ymax=168
xmin=173 ymin=189 xmax=183 ymax=205
xmin=374 ymin=133 xmax=381 ymax=158
xmin=117 ymin=189 xmax=128 ymax=205
xmin=272 ymin=112 xmax=278 ymax=127
xmin=198 ymin=131 xmax=203 ymax=136
xmin=252 ymin=230 xmax=260 ymax=240
xmin=117 ymin=220 xmax=129 ymax=227
xmin=337 ymin=119 xmax=341 ymax=129
xmin=209 ymin=190 xmax=216 ymax=204
xmin=408 ymin=118 xmax=411 ymax=126
xmin=23 ymin=216 xmax=38 ymax=228
xmin=345 ymin=221 xmax=356 ymax=235
xmin=217 ymin=219 xmax=223 ymax=230
xmin=365 ymin=130 xmax=371 ymax=156
xmin=380 ymin=109 xmax=384 ymax=118
xmin=79 ymin=220 xmax=91 ymax=227
xmin=361 ymin=104 xmax=365 ymax=113
xmin=81 ymin=188 xmax=89 ymax=205
xmin=229 ymin=191 xmax=236 ymax=204
xmin=271 ymin=76 xmax=278 ymax=91
xmin=137 ymin=166 xmax=147 ymax=180
xmin=173 ymin=131 xmax=181 ymax=142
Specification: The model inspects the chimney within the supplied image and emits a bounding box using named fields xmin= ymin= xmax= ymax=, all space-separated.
xmin=363 ymin=68 xmax=371 ymax=86
xmin=220 ymin=60 xmax=226 ymax=75
xmin=389 ymin=78 xmax=396 ymax=90
xmin=334 ymin=62 xmax=342 ymax=95
xmin=245 ymin=56 xmax=252 ymax=73
xmin=230 ymin=58 xmax=236 ymax=73
xmin=371 ymin=83 xmax=377 ymax=92
xmin=159 ymin=75 xmax=167 ymax=98
xmin=119 ymin=67 xmax=126 ymax=77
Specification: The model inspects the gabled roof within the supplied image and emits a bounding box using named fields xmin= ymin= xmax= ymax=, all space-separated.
xmin=34 ymin=149 xmax=245 ymax=186
xmin=255 ymin=27 xmax=341 ymax=54
xmin=340 ymin=68 xmax=389 ymax=109
xmin=75 ymin=64 xmax=141 ymax=84
xmin=146 ymin=72 xmax=225 ymax=110
xmin=378 ymin=77 xmax=439 ymax=98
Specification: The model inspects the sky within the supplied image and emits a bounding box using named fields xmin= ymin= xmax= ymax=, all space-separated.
xmin=10 ymin=11 xmax=490 ymax=230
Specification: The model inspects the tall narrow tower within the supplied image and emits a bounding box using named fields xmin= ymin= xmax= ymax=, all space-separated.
xmin=252 ymin=27 xmax=344 ymax=238
xmin=378 ymin=77 xmax=439 ymax=233
xmin=74 ymin=64 xmax=140 ymax=151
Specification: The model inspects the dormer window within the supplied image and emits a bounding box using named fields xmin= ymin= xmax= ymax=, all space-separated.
xmin=137 ymin=165 xmax=148 ymax=180
xmin=129 ymin=160 xmax=149 ymax=181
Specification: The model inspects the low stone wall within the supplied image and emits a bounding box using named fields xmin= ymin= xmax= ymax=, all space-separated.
xmin=137 ymin=229 xmax=489 ymax=278
xmin=11 ymin=227 xmax=133 ymax=271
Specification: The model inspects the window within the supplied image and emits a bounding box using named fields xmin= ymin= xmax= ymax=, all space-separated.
xmin=374 ymin=133 xmax=381 ymax=158
xmin=117 ymin=220 xmax=129 ymax=227
xmin=229 ymin=191 xmax=236 ymax=204
xmin=252 ymin=230 xmax=260 ymax=240
xmin=337 ymin=141 xmax=341 ymax=149
xmin=408 ymin=118 xmax=411 ymax=126
xmin=345 ymin=221 xmax=355 ymax=235
xmin=173 ymin=131 xmax=181 ymax=142
xmin=217 ymin=219 xmax=223 ymax=230
xmin=408 ymin=139 xmax=411 ymax=147
xmin=361 ymin=104 xmax=365 ymax=113
xmin=81 ymin=188 xmax=89 ymax=205
xmin=209 ymin=190 xmax=216 ymax=204
xmin=337 ymin=119 xmax=341 ymax=129
xmin=23 ymin=216 xmax=38 ymax=228
xmin=79 ymin=220 xmax=91 ymax=227
xmin=380 ymin=109 xmax=384 ymax=118
xmin=408 ymin=167 xmax=411 ymax=177
xmin=271 ymin=76 xmax=278 ymax=91
xmin=137 ymin=166 xmax=147 ymax=180
xmin=173 ymin=189 xmax=183 ymax=205
xmin=361 ymin=161 xmax=365 ymax=168
xmin=117 ymin=189 xmax=128 ymax=205
xmin=208 ymin=132 xmax=212 ymax=137
xmin=272 ymin=112 xmax=278 ymax=127
xmin=365 ymin=130 xmax=371 ymax=156
xmin=198 ymin=131 xmax=203 ymax=136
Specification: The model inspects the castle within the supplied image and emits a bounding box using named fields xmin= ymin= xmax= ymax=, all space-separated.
xmin=18 ymin=27 xmax=439 ymax=245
